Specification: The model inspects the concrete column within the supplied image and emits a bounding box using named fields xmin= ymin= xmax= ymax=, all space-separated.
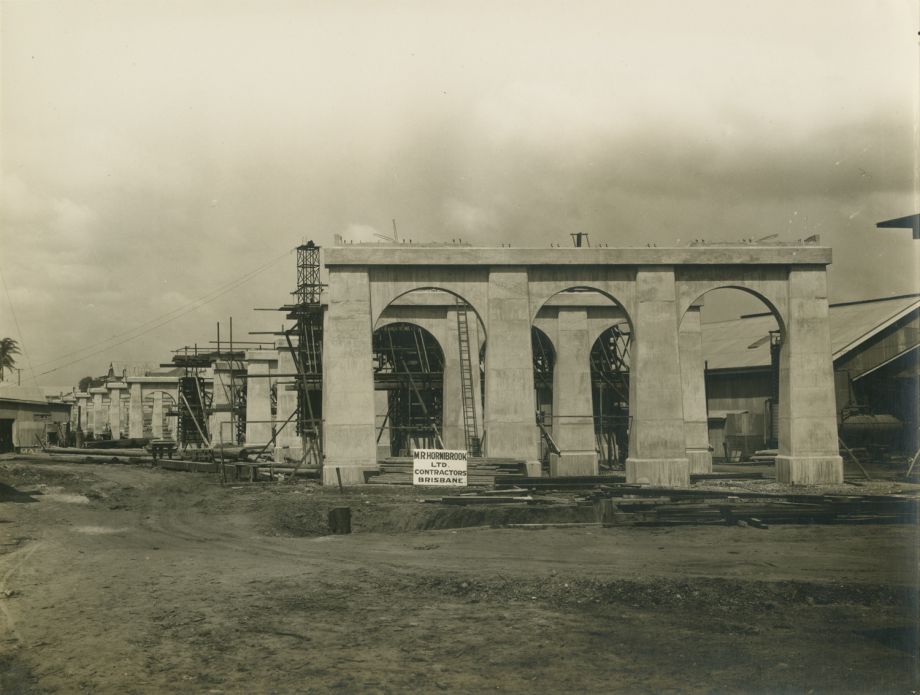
xmin=128 ymin=382 xmax=144 ymax=439
xmin=550 ymin=308 xmax=598 ymax=476
xmin=626 ymin=267 xmax=690 ymax=486
xmin=90 ymin=389 xmax=106 ymax=436
xmin=374 ymin=388 xmax=391 ymax=459
xmin=322 ymin=267 xmax=377 ymax=485
xmin=75 ymin=394 xmax=90 ymax=431
xmin=107 ymin=383 xmax=128 ymax=439
xmin=151 ymin=391 xmax=164 ymax=438
xmin=776 ymin=267 xmax=843 ymax=484
xmin=679 ymin=304 xmax=712 ymax=474
xmin=483 ymin=268 xmax=540 ymax=460
xmin=274 ymin=342 xmax=301 ymax=460
xmin=245 ymin=352 xmax=277 ymax=446
xmin=209 ymin=363 xmax=235 ymax=446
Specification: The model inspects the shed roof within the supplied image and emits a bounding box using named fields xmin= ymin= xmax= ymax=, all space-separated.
xmin=701 ymin=294 xmax=920 ymax=371
xmin=0 ymin=383 xmax=55 ymax=406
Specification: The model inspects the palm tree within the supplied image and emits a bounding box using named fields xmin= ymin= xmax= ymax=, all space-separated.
xmin=0 ymin=337 xmax=21 ymax=381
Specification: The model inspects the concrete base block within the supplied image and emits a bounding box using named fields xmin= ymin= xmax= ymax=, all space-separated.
xmin=322 ymin=464 xmax=378 ymax=486
xmin=524 ymin=461 xmax=543 ymax=477
xmin=549 ymin=451 xmax=598 ymax=477
xmin=625 ymin=457 xmax=690 ymax=487
xmin=686 ymin=449 xmax=713 ymax=475
xmin=775 ymin=455 xmax=843 ymax=485
xmin=376 ymin=445 xmax=392 ymax=460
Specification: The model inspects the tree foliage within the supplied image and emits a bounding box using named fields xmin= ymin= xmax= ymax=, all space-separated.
xmin=0 ymin=337 xmax=20 ymax=381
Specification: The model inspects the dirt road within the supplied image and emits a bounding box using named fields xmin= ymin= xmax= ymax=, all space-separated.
xmin=1 ymin=460 xmax=917 ymax=693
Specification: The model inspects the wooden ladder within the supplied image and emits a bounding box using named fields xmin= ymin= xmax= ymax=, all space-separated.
xmin=455 ymin=298 xmax=481 ymax=456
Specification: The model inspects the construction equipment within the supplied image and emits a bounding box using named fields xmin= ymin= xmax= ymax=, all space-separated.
xmin=455 ymin=297 xmax=481 ymax=456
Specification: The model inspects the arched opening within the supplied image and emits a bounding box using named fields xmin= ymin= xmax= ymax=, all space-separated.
xmin=372 ymin=322 xmax=444 ymax=456
xmin=532 ymin=287 xmax=632 ymax=475
xmin=680 ymin=288 xmax=783 ymax=469
xmin=375 ymin=288 xmax=485 ymax=457
xmin=590 ymin=322 xmax=631 ymax=467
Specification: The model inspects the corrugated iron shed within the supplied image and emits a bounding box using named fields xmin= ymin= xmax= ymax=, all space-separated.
xmin=701 ymin=294 xmax=920 ymax=371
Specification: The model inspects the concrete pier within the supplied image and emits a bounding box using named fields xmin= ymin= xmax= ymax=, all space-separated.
xmin=321 ymin=268 xmax=378 ymax=485
xmin=625 ymin=268 xmax=690 ymax=486
xmin=679 ymin=304 xmax=713 ymax=474
xmin=483 ymin=268 xmax=540 ymax=460
xmin=245 ymin=351 xmax=278 ymax=446
xmin=89 ymin=388 xmax=107 ymax=436
xmin=775 ymin=267 xmax=844 ymax=484
xmin=128 ymin=382 xmax=144 ymax=439
xmin=550 ymin=307 xmax=598 ymax=476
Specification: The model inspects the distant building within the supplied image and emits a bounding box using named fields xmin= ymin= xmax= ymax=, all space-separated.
xmin=0 ymin=384 xmax=72 ymax=453
xmin=702 ymin=294 xmax=919 ymax=459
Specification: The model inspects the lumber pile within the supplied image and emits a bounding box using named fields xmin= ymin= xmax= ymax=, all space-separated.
xmin=589 ymin=485 xmax=920 ymax=527
xmin=367 ymin=457 xmax=527 ymax=486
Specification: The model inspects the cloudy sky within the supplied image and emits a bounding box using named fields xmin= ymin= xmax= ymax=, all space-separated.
xmin=1 ymin=0 xmax=918 ymax=390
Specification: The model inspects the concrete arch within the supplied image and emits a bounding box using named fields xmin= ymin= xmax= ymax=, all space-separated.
xmin=368 ymin=267 xmax=489 ymax=331
xmin=675 ymin=267 xmax=789 ymax=333
xmin=527 ymin=268 xmax=636 ymax=325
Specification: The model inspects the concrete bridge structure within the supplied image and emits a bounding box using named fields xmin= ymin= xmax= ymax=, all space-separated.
xmin=320 ymin=243 xmax=843 ymax=487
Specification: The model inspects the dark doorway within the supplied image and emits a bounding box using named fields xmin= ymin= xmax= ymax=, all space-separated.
xmin=0 ymin=419 xmax=14 ymax=454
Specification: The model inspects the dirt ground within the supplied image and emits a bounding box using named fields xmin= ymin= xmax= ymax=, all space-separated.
xmin=0 ymin=458 xmax=918 ymax=694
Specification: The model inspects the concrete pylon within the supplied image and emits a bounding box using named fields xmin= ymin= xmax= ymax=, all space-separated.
xmin=151 ymin=391 xmax=164 ymax=439
xmin=89 ymin=388 xmax=107 ymax=436
xmin=626 ymin=267 xmax=690 ymax=487
xmin=75 ymin=393 xmax=90 ymax=432
xmin=273 ymin=341 xmax=301 ymax=461
xmin=321 ymin=267 xmax=377 ymax=485
xmin=128 ymin=382 xmax=144 ymax=439
xmin=550 ymin=307 xmax=598 ymax=476
xmin=210 ymin=362 xmax=235 ymax=447
xmin=775 ymin=267 xmax=844 ymax=484
xmin=107 ymin=382 xmax=128 ymax=439
xmin=483 ymin=268 xmax=540 ymax=460
xmin=245 ymin=351 xmax=278 ymax=446
xmin=679 ymin=304 xmax=712 ymax=474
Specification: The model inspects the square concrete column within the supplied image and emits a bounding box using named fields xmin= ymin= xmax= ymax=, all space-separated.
xmin=322 ymin=267 xmax=377 ymax=485
xmin=75 ymin=394 xmax=90 ymax=431
xmin=209 ymin=362 xmax=234 ymax=446
xmin=776 ymin=267 xmax=843 ymax=484
xmin=626 ymin=267 xmax=690 ymax=486
xmin=483 ymin=268 xmax=540 ymax=460
xmin=273 ymin=342 xmax=301 ymax=459
xmin=128 ymin=382 xmax=144 ymax=439
xmin=245 ymin=352 xmax=277 ymax=446
xmin=550 ymin=308 xmax=598 ymax=476
xmin=679 ymin=304 xmax=712 ymax=474
xmin=107 ymin=383 xmax=128 ymax=439
xmin=151 ymin=391 xmax=164 ymax=438
xmin=90 ymin=388 xmax=107 ymax=436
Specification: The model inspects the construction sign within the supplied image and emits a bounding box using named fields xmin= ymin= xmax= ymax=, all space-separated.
xmin=412 ymin=449 xmax=468 ymax=487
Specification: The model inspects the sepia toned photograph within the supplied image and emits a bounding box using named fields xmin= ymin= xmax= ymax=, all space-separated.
xmin=1 ymin=1 xmax=918 ymax=692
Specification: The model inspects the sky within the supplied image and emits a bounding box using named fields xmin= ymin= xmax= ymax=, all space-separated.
xmin=1 ymin=0 xmax=918 ymax=391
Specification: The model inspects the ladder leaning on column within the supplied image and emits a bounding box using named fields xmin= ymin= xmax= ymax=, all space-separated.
xmin=455 ymin=297 xmax=482 ymax=457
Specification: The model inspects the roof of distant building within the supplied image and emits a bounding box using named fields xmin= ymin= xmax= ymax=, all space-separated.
xmin=701 ymin=293 xmax=920 ymax=371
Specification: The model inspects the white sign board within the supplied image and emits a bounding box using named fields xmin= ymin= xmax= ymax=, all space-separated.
xmin=413 ymin=449 xmax=468 ymax=487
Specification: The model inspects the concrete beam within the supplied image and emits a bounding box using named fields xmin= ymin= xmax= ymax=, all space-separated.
xmin=326 ymin=245 xmax=832 ymax=268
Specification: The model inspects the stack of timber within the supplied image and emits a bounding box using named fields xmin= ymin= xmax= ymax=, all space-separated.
xmin=590 ymin=485 xmax=920 ymax=527
xmin=367 ymin=456 xmax=527 ymax=486
xmin=495 ymin=471 xmax=766 ymax=490
xmin=750 ymin=449 xmax=778 ymax=463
